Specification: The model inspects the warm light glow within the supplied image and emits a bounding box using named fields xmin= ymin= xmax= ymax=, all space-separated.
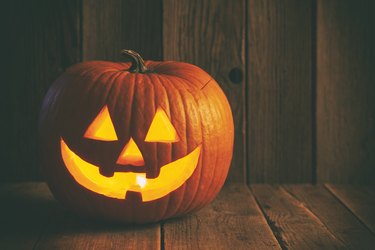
xmin=84 ymin=106 xmax=118 ymax=141
xmin=117 ymin=138 xmax=144 ymax=166
xmin=145 ymin=107 xmax=179 ymax=142
xmin=61 ymin=137 xmax=200 ymax=201
xmin=136 ymin=175 xmax=147 ymax=188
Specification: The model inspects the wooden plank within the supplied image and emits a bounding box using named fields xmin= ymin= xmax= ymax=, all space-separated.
xmin=251 ymin=185 xmax=344 ymax=249
xmin=164 ymin=184 xmax=281 ymax=249
xmin=326 ymin=185 xmax=375 ymax=235
xmin=247 ymin=0 xmax=313 ymax=183
xmin=82 ymin=0 xmax=162 ymax=61
xmin=163 ymin=0 xmax=246 ymax=182
xmin=3 ymin=0 xmax=81 ymax=180
xmin=316 ymin=1 xmax=375 ymax=183
xmin=0 ymin=183 xmax=57 ymax=249
xmin=35 ymin=212 xmax=160 ymax=250
xmin=0 ymin=182 xmax=160 ymax=249
xmin=284 ymin=185 xmax=375 ymax=248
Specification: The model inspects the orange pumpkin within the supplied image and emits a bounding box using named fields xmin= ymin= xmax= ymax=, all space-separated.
xmin=39 ymin=50 xmax=234 ymax=223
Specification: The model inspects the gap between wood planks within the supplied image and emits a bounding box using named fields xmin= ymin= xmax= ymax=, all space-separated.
xmin=250 ymin=185 xmax=343 ymax=249
xmin=325 ymin=184 xmax=375 ymax=236
xmin=2 ymin=183 xmax=375 ymax=249
xmin=250 ymin=184 xmax=375 ymax=249
xmin=281 ymin=186 xmax=342 ymax=243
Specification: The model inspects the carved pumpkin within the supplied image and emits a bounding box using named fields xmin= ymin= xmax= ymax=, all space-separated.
xmin=39 ymin=50 xmax=234 ymax=223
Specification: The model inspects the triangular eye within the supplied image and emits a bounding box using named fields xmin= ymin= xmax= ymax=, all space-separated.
xmin=145 ymin=107 xmax=179 ymax=143
xmin=84 ymin=105 xmax=118 ymax=141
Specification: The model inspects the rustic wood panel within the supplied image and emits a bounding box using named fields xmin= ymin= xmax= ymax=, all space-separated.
xmin=284 ymin=185 xmax=375 ymax=248
xmin=0 ymin=183 xmax=160 ymax=250
xmin=2 ymin=183 xmax=375 ymax=248
xmin=316 ymin=1 xmax=375 ymax=184
xmin=247 ymin=0 xmax=313 ymax=183
xmin=82 ymin=0 xmax=162 ymax=61
xmin=326 ymin=185 xmax=375 ymax=235
xmin=3 ymin=0 xmax=81 ymax=181
xmin=251 ymin=185 xmax=344 ymax=249
xmin=35 ymin=211 xmax=160 ymax=250
xmin=164 ymin=184 xmax=280 ymax=249
xmin=0 ymin=183 xmax=57 ymax=249
xmin=163 ymin=0 xmax=246 ymax=182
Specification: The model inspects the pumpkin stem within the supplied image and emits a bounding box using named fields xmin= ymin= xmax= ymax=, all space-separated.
xmin=120 ymin=49 xmax=150 ymax=73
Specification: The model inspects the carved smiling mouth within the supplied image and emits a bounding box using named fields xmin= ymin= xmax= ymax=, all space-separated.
xmin=60 ymin=138 xmax=201 ymax=202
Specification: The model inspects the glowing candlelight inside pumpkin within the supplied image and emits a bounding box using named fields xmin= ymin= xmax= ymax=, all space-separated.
xmin=136 ymin=175 xmax=147 ymax=188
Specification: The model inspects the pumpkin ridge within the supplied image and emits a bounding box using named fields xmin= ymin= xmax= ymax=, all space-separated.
xmin=112 ymin=71 xmax=136 ymax=142
xmin=151 ymin=73 xmax=173 ymax=163
xmin=156 ymin=71 xmax=195 ymax=90
xmin=141 ymin=74 xmax=160 ymax=177
xmin=176 ymin=77 xmax=207 ymax=214
xmin=44 ymin=69 xmax=116 ymax=215
xmin=169 ymin=76 xmax=196 ymax=216
xmin=153 ymin=61 xmax=211 ymax=86
xmin=149 ymin=73 xmax=173 ymax=220
xmin=187 ymin=83 xmax=220 ymax=213
xmin=205 ymin=86 xmax=227 ymax=204
xmin=155 ymin=75 xmax=183 ymax=143
xmin=155 ymin=73 xmax=189 ymax=218
xmin=202 ymin=83 xmax=233 ymax=203
xmin=146 ymin=61 xmax=169 ymax=72
xmin=129 ymin=72 xmax=138 ymax=146
xmin=145 ymin=72 xmax=159 ymax=179
xmin=161 ymin=77 xmax=198 ymax=214
xmin=171 ymin=67 xmax=210 ymax=89
xmin=157 ymin=74 xmax=188 ymax=217
xmin=84 ymin=70 xmax=123 ymax=176
xmin=68 ymin=70 xmax=114 ymax=144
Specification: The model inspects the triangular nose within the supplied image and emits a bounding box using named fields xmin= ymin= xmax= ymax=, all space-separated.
xmin=116 ymin=137 xmax=144 ymax=166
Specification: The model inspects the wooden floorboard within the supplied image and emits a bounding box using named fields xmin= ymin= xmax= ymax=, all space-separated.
xmin=2 ymin=183 xmax=375 ymax=249
xmin=35 ymin=212 xmax=160 ymax=250
xmin=0 ymin=183 xmax=57 ymax=249
xmin=251 ymin=184 xmax=345 ymax=249
xmin=34 ymin=200 xmax=160 ymax=249
xmin=284 ymin=184 xmax=375 ymax=249
xmin=326 ymin=184 xmax=375 ymax=235
xmin=0 ymin=182 xmax=160 ymax=250
xmin=163 ymin=184 xmax=281 ymax=249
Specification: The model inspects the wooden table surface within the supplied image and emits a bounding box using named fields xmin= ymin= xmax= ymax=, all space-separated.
xmin=1 ymin=183 xmax=374 ymax=249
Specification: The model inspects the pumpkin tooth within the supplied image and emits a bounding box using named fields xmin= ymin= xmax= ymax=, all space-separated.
xmin=124 ymin=190 xmax=142 ymax=202
xmin=146 ymin=169 xmax=160 ymax=179
xmin=99 ymin=167 xmax=114 ymax=177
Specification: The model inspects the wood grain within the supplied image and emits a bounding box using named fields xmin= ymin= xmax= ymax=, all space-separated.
xmin=82 ymin=0 xmax=162 ymax=61
xmin=163 ymin=0 xmax=246 ymax=182
xmin=0 ymin=183 xmax=57 ymax=249
xmin=284 ymin=184 xmax=375 ymax=249
xmin=35 ymin=211 xmax=160 ymax=250
xmin=0 ymin=182 xmax=160 ymax=249
xmin=247 ymin=0 xmax=313 ymax=183
xmin=2 ymin=0 xmax=81 ymax=180
xmin=326 ymin=185 xmax=375 ymax=235
xmin=2 ymin=183 xmax=374 ymax=248
xmin=316 ymin=1 xmax=375 ymax=184
xmin=251 ymin=184 xmax=344 ymax=249
xmin=163 ymin=184 xmax=280 ymax=249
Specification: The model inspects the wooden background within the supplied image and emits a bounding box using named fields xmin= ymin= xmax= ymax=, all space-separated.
xmin=2 ymin=0 xmax=374 ymax=184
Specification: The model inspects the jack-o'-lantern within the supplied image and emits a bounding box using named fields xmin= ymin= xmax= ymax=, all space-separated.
xmin=39 ymin=50 xmax=234 ymax=223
